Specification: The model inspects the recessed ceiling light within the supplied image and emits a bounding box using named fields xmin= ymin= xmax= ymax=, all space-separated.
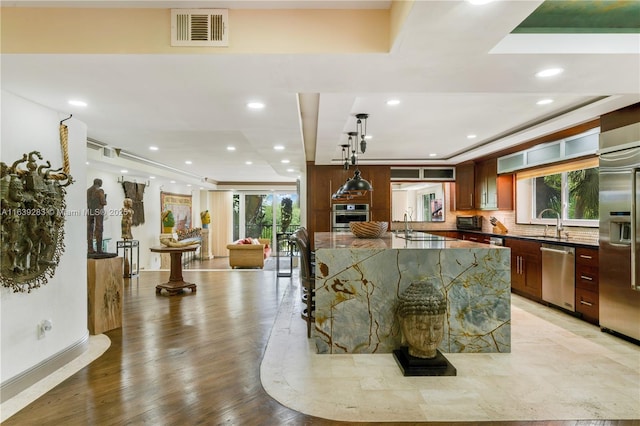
xmin=170 ymin=180 xmax=176 ymax=184
xmin=149 ymin=146 xmax=159 ymax=151
xmin=281 ymin=159 xmax=290 ymax=164
xmin=429 ymin=153 xmax=438 ymax=157
xmin=274 ymin=145 xmax=285 ymax=151
xmin=86 ymin=161 xmax=90 ymax=165
xmin=227 ymin=146 xmax=236 ymax=151
xmin=467 ymin=0 xmax=494 ymax=4
xmin=537 ymin=99 xmax=554 ymax=105
xmin=467 ymin=134 xmax=477 ymax=139
xmin=246 ymin=161 xmax=253 ymax=165
xmin=120 ymin=169 xmax=128 ymax=173
xmin=68 ymin=100 xmax=87 ymax=107
xmin=185 ymin=160 xmax=193 ymax=165
xmin=286 ymin=168 xmax=295 ymax=172
xmin=150 ymin=176 xmax=156 ymax=179
xmin=386 ymin=99 xmax=400 ymax=106
xmin=187 ymin=184 xmax=192 ymax=187
xmin=536 ymin=68 xmax=564 ymax=78
xmin=199 ymin=187 xmax=204 ymax=190
xmin=247 ymin=102 xmax=265 ymax=109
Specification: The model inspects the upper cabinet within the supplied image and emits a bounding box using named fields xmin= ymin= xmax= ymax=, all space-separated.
xmin=476 ymin=158 xmax=514 ymax=211
xmin=455 ymin=162 xmax=475 ymax=210
xmin=456 ymin=159 xmax=514 ymax=211
xmin=476 ymin=159 xmax=497 ymax=210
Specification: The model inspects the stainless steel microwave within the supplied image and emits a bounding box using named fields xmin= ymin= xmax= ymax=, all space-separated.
xmin=456 ymin=215 xmax=482 ymax=230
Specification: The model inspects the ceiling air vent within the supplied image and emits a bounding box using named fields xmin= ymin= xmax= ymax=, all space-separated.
xmin=171 ymin=9 xmax=228 ymax=47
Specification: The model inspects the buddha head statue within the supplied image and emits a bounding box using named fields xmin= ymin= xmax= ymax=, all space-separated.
xmin=397 ymin=279 xmax=447 ymax=359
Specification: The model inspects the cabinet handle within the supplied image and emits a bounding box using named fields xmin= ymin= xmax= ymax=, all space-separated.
xmin=580 ymin=300 xmax=593 ymax=307
xmin=579 ymin=254 xmax=593 ymax=259
xmin=580 ymin=275 xmax=593 ymax=281
xmin=469 ymin=237 xmax=478 ymax=241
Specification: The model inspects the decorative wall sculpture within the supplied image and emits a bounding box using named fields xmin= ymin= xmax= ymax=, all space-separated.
xmin=122 ymin=181 xmax=146 ymax=226
xmin=1 ymin=151 xmax=74 ymax=292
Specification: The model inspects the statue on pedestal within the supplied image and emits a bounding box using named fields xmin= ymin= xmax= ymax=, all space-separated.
xmin=87 ymin=178 xmax=116 ymax=258
xmin=200 ymin=210 xmax=210 ymax=229
xmin=393 ymin=279 xmax=456 ymax=376
xmin=121 ymin=198 xmax=134 ymax=240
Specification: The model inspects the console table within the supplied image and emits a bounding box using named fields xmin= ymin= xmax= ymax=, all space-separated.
xmin=149 ymin=245 xmax=199 ymax=296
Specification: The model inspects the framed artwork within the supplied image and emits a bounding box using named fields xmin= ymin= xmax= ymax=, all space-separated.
xmin=160 ymin=192 xmax=192 ymax=232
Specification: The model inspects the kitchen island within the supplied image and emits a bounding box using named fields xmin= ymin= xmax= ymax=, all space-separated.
xmin=314 ymin=231 xmax=511 ymax=354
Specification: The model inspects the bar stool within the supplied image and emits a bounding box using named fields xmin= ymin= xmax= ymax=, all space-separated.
xmin=291 ymin=229 xmax=315 ymax=338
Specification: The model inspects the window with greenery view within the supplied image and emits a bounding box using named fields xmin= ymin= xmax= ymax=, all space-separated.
xmin=533 ymin=167 xmax=599 ymax=222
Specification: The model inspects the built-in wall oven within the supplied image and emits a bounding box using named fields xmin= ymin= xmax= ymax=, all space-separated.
xmin=332 ymin=204 xmax=369 ymax=231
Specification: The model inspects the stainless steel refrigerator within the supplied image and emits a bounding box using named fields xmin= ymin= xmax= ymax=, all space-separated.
xmin=599 ymin=122 xmax=640 ymax=341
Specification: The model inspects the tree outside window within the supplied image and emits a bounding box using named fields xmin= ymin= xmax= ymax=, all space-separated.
xmin=533 ymin=167 xmax=599 ymax=222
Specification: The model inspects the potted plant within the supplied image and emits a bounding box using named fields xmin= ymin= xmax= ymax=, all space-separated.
xmin=162 ymin=210 xmax=175 ymax=233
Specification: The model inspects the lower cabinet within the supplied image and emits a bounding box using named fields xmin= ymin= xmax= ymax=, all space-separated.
xmin=505 ymin=238 xmax=542 ymax=300
xmin=460 ymin=232 xmax=491 ymax=244
xmin=575 ymin=247 xmax=599 ymax=324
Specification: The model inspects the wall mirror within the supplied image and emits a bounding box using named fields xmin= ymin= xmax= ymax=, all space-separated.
xmin=391 ymin=182 xmax=445 ymax=222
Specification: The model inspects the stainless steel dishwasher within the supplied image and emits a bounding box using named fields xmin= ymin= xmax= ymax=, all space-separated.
xmin=540 ymin=244 xmax=576 ymax=312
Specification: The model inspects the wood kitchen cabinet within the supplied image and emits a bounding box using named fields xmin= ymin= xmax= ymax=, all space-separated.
xmin=306 ymin=164 xmax=390 ymax=247
xmin=505 ymin=238 xmax=542 ymax=300
xmin=460 ymin=232 xmax=491 ymax=244
xmin=455 ymin=162 xmax=475 ymax=210
xmin=456 ymin=159 xmax=513 ymax=211
xmin=429 ymin=230 xmax=460 ymax=239
xmin=475 ymin=158 xmax=514 ymax=211
xmin=575 ymin=247 xmax=599 ymax=325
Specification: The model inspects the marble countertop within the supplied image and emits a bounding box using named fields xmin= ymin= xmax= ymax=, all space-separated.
xmin=314 ymin=231 xmax=503 ymax=250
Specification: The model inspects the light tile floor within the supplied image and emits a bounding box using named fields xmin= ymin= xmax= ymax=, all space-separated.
xmin=261 ymin=286 xmax=640 ymax=422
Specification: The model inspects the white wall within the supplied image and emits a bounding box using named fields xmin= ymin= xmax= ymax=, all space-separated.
xmin=85 ymin=169 xmax=200 ymax=270
xmin=1 ymin=91 xmax=88 ymax=383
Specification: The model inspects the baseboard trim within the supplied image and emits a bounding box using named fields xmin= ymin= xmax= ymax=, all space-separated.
xmin=0 ymin=331 xmax=89 ymax=403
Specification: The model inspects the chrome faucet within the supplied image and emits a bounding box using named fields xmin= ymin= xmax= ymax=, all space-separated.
xmin=404 ymin=212 xmax=412 ymax=236
xmin=538 ymin=208 xmax=563 ymax=238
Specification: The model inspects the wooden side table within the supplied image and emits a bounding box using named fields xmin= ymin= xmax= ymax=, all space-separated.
xmin=150 ymin=245 xmax=199 ymax=296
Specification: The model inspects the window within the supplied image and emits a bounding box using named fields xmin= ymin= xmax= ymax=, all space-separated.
xmin=516 ymin=157 xmax=599 ymax=227
xmin=233 ymin=192 xmax=300 ymax=241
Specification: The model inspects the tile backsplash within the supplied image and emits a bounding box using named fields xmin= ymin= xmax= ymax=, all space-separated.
xmin=391 ymin=211 xmax=599 ymax=244
xmin=389 ymin=182 xmax=599 ymax=244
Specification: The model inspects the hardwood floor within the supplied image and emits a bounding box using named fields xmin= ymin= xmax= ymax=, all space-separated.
xmin=4 ymin=269 xmax=639 ymax=426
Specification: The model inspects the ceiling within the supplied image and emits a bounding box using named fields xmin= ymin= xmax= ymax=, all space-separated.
xmin=1 ymin=0 xmax=639 ymax=188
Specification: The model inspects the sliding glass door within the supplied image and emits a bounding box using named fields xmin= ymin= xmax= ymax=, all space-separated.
xmin=233 ymin=192 xmax=300 ymax=243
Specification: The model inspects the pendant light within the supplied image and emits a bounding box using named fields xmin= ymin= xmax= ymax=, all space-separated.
xmin=341 ymin=169 xmax=372 ymax=196
xmin=331 ymin=112 xmax=373 ymax=199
